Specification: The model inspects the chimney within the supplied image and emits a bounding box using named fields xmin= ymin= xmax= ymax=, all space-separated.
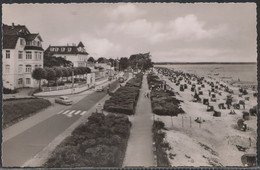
xmin=11 ymin=23 xmax=15 ymax=29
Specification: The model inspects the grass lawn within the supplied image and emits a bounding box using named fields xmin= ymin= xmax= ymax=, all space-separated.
xmin=3 ymin=98 xmax=51 ymax=129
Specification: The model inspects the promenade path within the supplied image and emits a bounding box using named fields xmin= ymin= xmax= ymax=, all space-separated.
xmin=123 ymin=74 xmax=155 ymax=167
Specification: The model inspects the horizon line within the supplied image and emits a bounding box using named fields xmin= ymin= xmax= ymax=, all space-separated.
xmin=154 ymin=62 xmax=257 ymax=64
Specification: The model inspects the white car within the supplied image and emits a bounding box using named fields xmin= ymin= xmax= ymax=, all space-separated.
xmin=55 ymin=96 xmax=73 ymax=105
xmin=95 ymin=86 xmax=104 ymax=92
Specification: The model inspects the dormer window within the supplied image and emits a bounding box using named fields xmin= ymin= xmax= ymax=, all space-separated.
xmin=50 ymin=48 xmax=54 ymax=52
xmin=68 ymin=48 xmax=72 ymax=52
xmin=55 ymin=48 xmax=59 ymax=52
xmin=61 ymin=48 xmax=65 ymax=52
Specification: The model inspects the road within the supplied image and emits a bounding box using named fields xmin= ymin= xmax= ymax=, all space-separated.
xmin=2 ymin=80 xmax=120 ymax=167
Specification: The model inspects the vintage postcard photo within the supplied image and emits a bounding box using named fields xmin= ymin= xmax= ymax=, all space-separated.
xmin=2 ymin=2 xmax=257 ymax=167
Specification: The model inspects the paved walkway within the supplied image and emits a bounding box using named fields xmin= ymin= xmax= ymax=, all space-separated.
xmin=123 ymin=74 xmax=155 ymax=167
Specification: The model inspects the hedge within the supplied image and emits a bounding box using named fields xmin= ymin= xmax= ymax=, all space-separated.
xmin=153 ymin=121 xmax=171 ymax=166
xmin=103 ymin=73 xmax=143 ymax=115
xmin=147 ymin=73 xmax=184 ymax=116
xmin=44 ymin=113 xmax=131 ymax=167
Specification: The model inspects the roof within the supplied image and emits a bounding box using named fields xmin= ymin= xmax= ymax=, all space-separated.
xmin=77 ymin=41 xmax=85 ymax=47
xmin=45 ymin=44 xmax=89 ymax=55
xmin=3 ymin=24 xmax=30 ymax=36
xmin=3 ymin=23 xmax=43 ymax=49
xmin=3 ymin=35 xmax=19 ymax=49
xmin=26 ymin=34 xmax=40 ymax=41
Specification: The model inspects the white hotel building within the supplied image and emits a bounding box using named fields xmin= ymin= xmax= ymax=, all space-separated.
xmin=2 ymin=23 xmax=44 ymax=90
xmin=44 ymin=42 xmax=89 ymax=67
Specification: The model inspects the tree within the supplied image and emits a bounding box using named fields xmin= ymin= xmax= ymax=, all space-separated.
xmin=53 ymin=67 xmax=63 ymax=85
xmin=44 ymin=67 xmax=56 ymax=86
xmin=61 ymin=67 xmax=69 ymax=82
xmin=44 ymin=53 xmax=73 ymax=67
xmin=97 ymin=57 xmax=107 ymax=63
xmin=119 ymin=57 xmax=129 ymax=71
xmin=108 ymin=58 xmax=115 ymax=67
xmin=88 ymin=57 xmax=95 ymax=63
xmin=129 ymin=52 xmax=153 ymax=71
xmin=32 ymin=68 xmax=46 ymax=90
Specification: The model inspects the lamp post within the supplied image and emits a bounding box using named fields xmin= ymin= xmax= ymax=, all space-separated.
xmin=71 ymin=66 xmax=75 ymax=94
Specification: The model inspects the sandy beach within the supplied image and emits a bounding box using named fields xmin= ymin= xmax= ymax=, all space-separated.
xmin=153 ymin=67 xmax=257 ymax=166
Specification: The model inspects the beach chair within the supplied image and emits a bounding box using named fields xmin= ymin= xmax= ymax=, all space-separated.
xmin=203 ymin=98 xmax=209 ymax=105
xmin=213 ymin=110 xmax=221 ymax=117
xmin=241 ymin=154 xmax=257 ymax=166
xmin=207 ymin=105 xmax=214 ymax=112
xmin=243 ymin=111 xmax=250 ymax=120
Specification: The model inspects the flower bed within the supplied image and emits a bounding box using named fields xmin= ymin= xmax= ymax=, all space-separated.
xmin=147 ymin=73 xmax=184 ymax=116
xmin=44 ymin=113 xmax=131 ymax=167
xmin=103 ymin=73 xmax=143 ymax=115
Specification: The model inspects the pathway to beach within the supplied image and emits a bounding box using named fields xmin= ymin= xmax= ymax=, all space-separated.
xmin=123 ymin=74 xmax=155 ymax=167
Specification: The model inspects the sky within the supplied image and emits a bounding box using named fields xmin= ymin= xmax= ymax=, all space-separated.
xmin=2 ymin=3 xmax=257 ymax=62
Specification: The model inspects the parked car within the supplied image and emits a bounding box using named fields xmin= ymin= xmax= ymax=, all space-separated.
xmin=55 ymin=96 xmax=73 ymax=105
xmin=95 ymin=86 xmax=104 ymax=92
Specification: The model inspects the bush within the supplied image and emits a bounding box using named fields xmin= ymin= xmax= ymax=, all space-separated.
xmin=103 ymin=74 xmax=143 ymax=115
xmin=44 ymin=113 xmax=131 ymax=167
xmin=153 ymin=121 xmax=170 ymax=166
xmin=3 ymin=87 xmax=18 ymax=94
xmin=3 ymin=98 xmax=51 ymax=128
xmin=147 ymin=74 xmax=184 ymax=116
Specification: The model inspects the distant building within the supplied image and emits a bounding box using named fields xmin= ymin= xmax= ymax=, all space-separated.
xmin=45 ymin=42 xmax=89 ymax=67
xmin=2 ymin=23 xmax=44 ymax=89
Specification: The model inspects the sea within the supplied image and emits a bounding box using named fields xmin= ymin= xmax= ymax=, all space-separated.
xmin=155 ymin=63 xmax=257 ymax=84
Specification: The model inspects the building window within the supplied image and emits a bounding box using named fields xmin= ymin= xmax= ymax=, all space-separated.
xmin=68 ymin=48 xmax=72 ymax=52
xmin=20 ymin=39 xmax=24 ymax=46
xmin=26 ymin=78 xmax=31 ymax=84
xmin=5 ymin=65 xmax=10 ymax=73
xmin=25 ymin=65 xmax=32 ymax=73
xmin=18 ymin=78 xmax=23 ymax=85
xmin=18 ymin=64 xmax=23 ymax=73
xmin=55 ymin=48 xmax=59 ymax=52
xmin=6 ymin=50 xmax=10 ymax=59
xmin=26 ymin=52 xmax=32 ymax=59
xmin=18 ymin=51 xmax=23 ymax=59
xmin=50 ymin=48 xmax=54 ymax=52
xmin=39 ymin=52 xmax=42 ymax=60
xmin=61 ymin=48 xmax=65 ymax=52
xmin=34 ymin=52 xmax=38 ymax=60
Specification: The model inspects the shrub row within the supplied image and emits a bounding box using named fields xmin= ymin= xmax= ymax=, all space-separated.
xmin=153 ymin=121 xmax=171 ymax=166
xmin=3 ymin=98 xmax=51 ymax=128
xmin=3 ymin=87 xmax=18 ymax=94
xmin=103 ymin=73 xmax=143 ymax=115
xmin=44 ymin=113 xmax=131 ymax=167
xmin=147 ymin=73 xmax=184 ymax=116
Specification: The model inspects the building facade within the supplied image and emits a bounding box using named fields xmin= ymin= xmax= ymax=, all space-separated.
xmin=3 ymin=23 xmax=44 ymax=89
xmin=44 ymin=42 xmax=89 ymax=67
